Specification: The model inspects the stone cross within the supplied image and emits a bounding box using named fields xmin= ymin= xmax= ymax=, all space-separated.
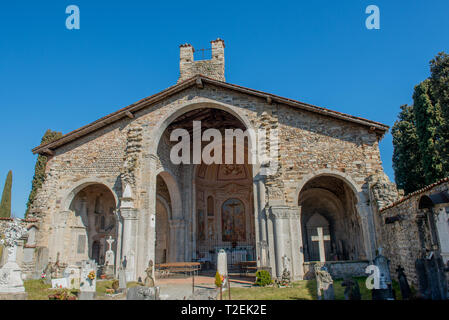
xmin=311 ymin=227 xmax=330 ymax=262
xmin=106 ymin=236 xmax=114 ymax=251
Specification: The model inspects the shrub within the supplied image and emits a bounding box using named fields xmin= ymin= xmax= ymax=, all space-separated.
xmin=215 ymin=272 xmax=223 ymax=288
xmin=255 ymin=270 xmax=272 ymax=287
xmin=111 ymin=280 xmax=119 ymax=291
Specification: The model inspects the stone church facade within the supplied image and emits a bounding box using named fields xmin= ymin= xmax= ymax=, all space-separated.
xmin=27 ymin=38 xmax=395 ymax=281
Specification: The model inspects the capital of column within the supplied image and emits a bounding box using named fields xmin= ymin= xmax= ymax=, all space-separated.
xmin=269 ymin=205 xmax=291 ymax=220
xmin=120 ymin=208 xmax=138 ymax=220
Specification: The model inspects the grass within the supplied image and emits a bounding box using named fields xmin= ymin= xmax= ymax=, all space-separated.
xmin=24 ymin=279 xmax=143 ymax=300
xmin=223 ymin=277 xmax=402 ymax=300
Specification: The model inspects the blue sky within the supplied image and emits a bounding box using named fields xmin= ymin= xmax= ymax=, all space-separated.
xmin=1 ymin=1 xmax=448 ymax=218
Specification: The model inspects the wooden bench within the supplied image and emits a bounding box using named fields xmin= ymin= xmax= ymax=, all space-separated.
xmin=238 ymin=261 xmax=257 ymax=277
xmin=155 ymin=262 xmax=201 ymax=278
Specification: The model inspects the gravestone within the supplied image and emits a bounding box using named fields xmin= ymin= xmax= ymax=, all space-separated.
xmin=64 ymin=265 xmax=81 ymax=290
xmin=118 ymin=257 xmax=127 ymax=290
xmin=341 ymin=277 xmax=361 ymax=300
xmin=396 ymin=266 xmax=411 ymax=300
xmin=0 ymin=220 xmax=28 ymax=300
xmin=279 ymin=254 xmax=291 ymax=286
xmin=372 ymin=248 xmax=394 ymax=300
xmin=104 ymin=236 xmax=115 ymax=278
xmin=51 ymin=278 xmax=68 ymax=289
xmin=79 ymin=260 xmax=97 ymax=300
xmin=311 ymin=227 xmax=331 ymax=263
xmin=126 ymin=286 xmax=160 ymax=300
xmin=144 ymin=260 xmax=155 ymax=287
xmin=217 ymin=249 xmax=228 ymax=287
xmin=415 ymin=251 xmax=447 ymax=300
xmin=314 ymin=262 xmax=334 ymax=300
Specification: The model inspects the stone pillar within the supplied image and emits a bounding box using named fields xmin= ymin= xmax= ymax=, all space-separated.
xmin=254 ymin=175 xmax=267 ymax=268
xmin=269 ymin=206 xmax=292 ymax=278
xmin=169 ymin=219 xmax=186 ymax=262
xmin=289 ymin=206 xmax=304 ymax=280
xmin=357 ymin=200 xmax=377 ymax=261
xmin=435 ymin=205 xmax=449 ymax=264
xmin=119 ymin=207 xmax=138 ymax=282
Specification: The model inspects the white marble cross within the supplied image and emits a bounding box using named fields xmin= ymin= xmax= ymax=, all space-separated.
xmin=311 ymin=227 xmax=330 ymax=263
xmin=106 ymin=236 xmax=114 ymax=251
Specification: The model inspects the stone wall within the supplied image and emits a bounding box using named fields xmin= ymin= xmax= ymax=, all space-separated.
xmin=303 ymin=261 xmax=370 ymax=280
xmin=378 ymin=179 xmax=449 ymax=288
xmin=29 ymin=80 xmax=388 ymax=280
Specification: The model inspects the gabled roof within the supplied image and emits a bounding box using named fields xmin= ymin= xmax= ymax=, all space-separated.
xmin=32 ymin=75 xmax=389 ymax=155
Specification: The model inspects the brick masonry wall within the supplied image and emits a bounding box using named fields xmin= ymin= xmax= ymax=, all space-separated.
xmin=29 ymin=83 xmax=388 ymax=264
xmin=379 ymin=180 xmax=449 ymax=288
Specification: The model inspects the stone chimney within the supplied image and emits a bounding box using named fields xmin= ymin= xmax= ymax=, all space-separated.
xmin=178 ymin=38 xmax=225 ymax=83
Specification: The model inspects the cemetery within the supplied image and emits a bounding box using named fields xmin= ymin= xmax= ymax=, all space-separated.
xmin=0 ymin=39 xmax=448 ymax=301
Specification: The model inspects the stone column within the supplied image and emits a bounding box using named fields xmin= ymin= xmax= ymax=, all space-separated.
xmin=269 ymin=206 xmax=292 ymax=278
xmin=169 ymin=219 xmax=186 ymax=262
xmin=289 ymin=206 xmax=304 ymax=280
xmin=434 ymin=205 xmax=449 ymax=264
xmin=253 ymin=174 xmax=267 ymax=268
xmin=357 ymin=201 xmax=377 ymax=261
xmin=119 ymin=206 xmax=138 ymax=282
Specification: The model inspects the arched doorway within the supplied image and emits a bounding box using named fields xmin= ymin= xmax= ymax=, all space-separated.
xmin=298 ymin=175 xmax=364 ymax=262
xmin=154 ymin=107 xmax=256 ymax=271
xmin=68 ymin=184 xmax=118 ymax=265
xmin=195 ymin=163 xmax=255 ymax=270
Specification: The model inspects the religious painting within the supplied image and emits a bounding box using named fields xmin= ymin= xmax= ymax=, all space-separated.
xmin=221 ymin=198 xmax=246 ymax=242
xmin=197 ymin=209 xmax=205 ymax=241
xmin=217 ymin=164 xmax=247 ymax=181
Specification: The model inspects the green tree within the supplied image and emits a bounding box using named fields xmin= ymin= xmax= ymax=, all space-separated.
xmin=412 ymin=80 xmax=445 ymax=184
xmin=392 ymin=105 xmax=426 ymax=194
xmin=429 ymin=52 xmax=449 ymax=174
xmin=25 ymin=129 xmax=62 ymax=217
xmin=0 ymin=170 xmax=12 ymax=218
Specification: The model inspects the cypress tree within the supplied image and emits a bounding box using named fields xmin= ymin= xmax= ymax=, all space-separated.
xmin=25 ymin=129 xmax=62 ymax=217
xmin=392 ymin=105 xmax=426 ymax=194
xmin=429 ymin=52 xmax=449 ymax=174
xmin=0 ymin=170 xmax=12 ymax=218
xmin=412 ymin=80 xmax=445 ymax=184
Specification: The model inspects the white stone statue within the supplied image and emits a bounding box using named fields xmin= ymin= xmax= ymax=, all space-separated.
xmin=0 ymin=220 xmax=28 ymax=294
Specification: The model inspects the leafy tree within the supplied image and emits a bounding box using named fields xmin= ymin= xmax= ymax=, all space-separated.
xmin=412 ymin=80 xmax=445 ymax=184
xmin=25 ymin=129 xmax=62 ymax=217
xmin=0 ymin=170 xmax=12 ymax=218
xmin=392 ymin=105 xmax=426 ymax=193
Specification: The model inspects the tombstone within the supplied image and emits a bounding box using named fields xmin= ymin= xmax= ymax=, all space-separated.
xmin=104 ymin=236 xmax=115 ymax=278
xmin=118 ymin=257 xmax=127 ymax=290
xmin=341 ymin=277 xmax=361 ymax=300
xmin=51 ymin=278 xmax=69 ymax=289
xmin=126 ymin=286 xmax=160 ymax=300
xmin=415 ymin=252 xmax=447 ymax=300
xmin=314 ymin=262 xmax=334 ymax=300
xmin=79 ymin=260 xmax=97 ymax=300
xmin=217 ymin=249 xmax=228 ymax=287
xmin=144 ymin=260 xmax=155 ymax=287
xmin=311 ymin=227 xmax=331 ymax=263
xmin=279 ymin=254 xmax=291 ymax=286
xmin=372 ymin=248 xmax=394 ymax=300
xmin=395 ymin=266 xmax=411 ymax=300
xmin=0 ymin=220 xmax=28 ymax=300
xmin=64 ymin=265 xmax=81 ymax=290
